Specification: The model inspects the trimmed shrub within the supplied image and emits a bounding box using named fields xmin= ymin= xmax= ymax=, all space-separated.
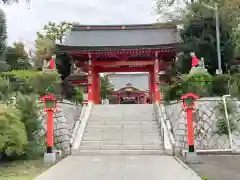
xmin=181 ymin=72 xmax=212 ymax=97
xmin=230 ymin=73 xmax=240 ymax=97
xmin=212 ymin=74 xmax=229 ymax=96
xmin=2 ymin=70 xmax=61 ymax=96
xmin=0 ymin=104 xmax=28 ymax=156
xmin=2 ymin=70 xmax=36 ymax=94
xmin=29 ymin=71 xmax=61 ymax=96
xmin=163 ymin=73 xmax=212 ymax=101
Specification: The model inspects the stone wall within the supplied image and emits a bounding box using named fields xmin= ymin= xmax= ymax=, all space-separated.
xmin=165 ymin=97 xmax=240 ymax=153
xmin=39 ymin=100 xmax=82 ymax=155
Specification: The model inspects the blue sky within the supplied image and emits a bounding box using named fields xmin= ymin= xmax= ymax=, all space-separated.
xmin=2 ymin=0 xmax=157 ymax=46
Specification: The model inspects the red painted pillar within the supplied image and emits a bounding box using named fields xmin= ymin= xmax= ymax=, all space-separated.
xmin=186 ymin=107 xmax=194 ymax=152
xmin=154 ymin=52 xmax=161 ymax=104
xmin=181 ymin=93 xmax=199 ymax=153
xmin=96 ymin=72 xmax=101 ymax=104
xmin=93 ymin=71 xmax=100 ymax=104
xmin=47 ymin=110 xmax=54 ymax=153
xmin=88 ymin=53 xmax=94 ymax=103
xmin=149 ymin=71 xmax=153 ymax=104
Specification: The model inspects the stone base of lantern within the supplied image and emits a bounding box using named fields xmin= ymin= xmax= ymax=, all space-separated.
xmin=44 ymin=152 xmax=56 ymax=164
xmin=185 ymin=152 xmax=199 ymax=164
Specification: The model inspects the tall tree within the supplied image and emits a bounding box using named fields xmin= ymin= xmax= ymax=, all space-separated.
xmin=155 ymin=0 xmax=240 ymax=23
xmin=155 ymin=0 xmax=193 ymax=21
xmin=175 ymin=2 xmax=235 ymax=74
xmin=0 ymin=9 xmax=8 ymax=72
xmin=1 ymin=0 xmax=29 ymax=4
xmin=37 ymin=21 xmax=72 ymax=44
xmin=34 ymin=38 xmax=55 ymax=69
xmin=34 ymin=21 xmax=72 ymax=69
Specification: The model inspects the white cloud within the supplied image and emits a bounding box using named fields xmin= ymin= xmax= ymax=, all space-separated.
xmin=2 ymin=0 xmax=157 ymax=45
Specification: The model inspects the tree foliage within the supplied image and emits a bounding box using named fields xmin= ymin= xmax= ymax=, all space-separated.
xmin=36 ymin=21 xmax=72 ymax=44
xmin=179 ymin=11 xmax=235 ymax=74
xmin=215 ymin=100 xmax=240 ymax=136
xmin=0 ymin=9 xmax=8 ymax=72
xmin=100 ymin=74 xmax=114 ymax=99
xmin=15 ymin=94 xmax=45 ymax=158
xmin=34 ymin=21 xmax=72 ymax=69
xmin=34 ymin=38 xmax=55 ymax=69
xmin=164 ymin=1 xmax=237 ymax=75
xmin=1 ymin=0 xmax=29 ymax=4
xmin=73 ymin=87 xmax=84 ymax=105
xmin=2 ymin=70 xmax=61 ymax=96
xmin=6 ymin=42 xmax=31 ymax=70
xmin=0 ymin=104 xmax=28 ymax=156
xmin=0 ymin=76 xmax=11 ymax=101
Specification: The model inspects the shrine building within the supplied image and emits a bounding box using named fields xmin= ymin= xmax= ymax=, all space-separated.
xmin=55 ymin=23 xmax=180 ymax=104
xmin=108 ymin=73 xmax=149 ymax=104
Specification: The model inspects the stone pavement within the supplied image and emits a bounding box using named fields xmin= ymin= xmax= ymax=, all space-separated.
xmin=184 ymin=155 xmax=240 ymax=180
xmin=34 ymin=155 xmax=202 ymax=180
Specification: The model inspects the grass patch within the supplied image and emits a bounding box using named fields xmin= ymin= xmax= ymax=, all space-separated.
xmin=0 ymin=159 xmax=52 ymax=180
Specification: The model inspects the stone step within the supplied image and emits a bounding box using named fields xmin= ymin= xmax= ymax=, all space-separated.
xmin=84 ymin=128 xmax=161 ymax=133
xmin=84 ymin=129 xmax=160 ymax=137
xmin=88 ymin=120 xmax=159 ymax=124
xmin=85 ymin=124 xmax=160 ymax=129
xmin=84 ymin=130 xmax=161 ymax=135
xmin=81 ymin=139 xmax=163 ymax=145
xmin=72 ymin=149 xmax=166 ymax=155
xmin=89 ymin=119 xmax=156 ymax=122
xmin=82 ymin=136 xmax=162 ymax=141
xmin=80 ymin=144 xmax=163 ymax=150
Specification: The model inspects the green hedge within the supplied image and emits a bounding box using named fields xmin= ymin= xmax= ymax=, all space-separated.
xmin=181 ymin=72 xmax=212 ymax=96
xmin=230 ymin=73 xmax=240 ymax=98
xmin=163 ymin=73 xmax=236 ymax=101
xmin=212 ymin=74 xmax=229 ymax=96
xmin=0 ymin=70 xmax=61 ymax=159
xmin=0 ymin=104 xmax=28 ymax=156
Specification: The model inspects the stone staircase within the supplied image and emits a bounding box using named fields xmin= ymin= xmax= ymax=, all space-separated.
xmin=76 ymin=104 xmax=165 ymax=155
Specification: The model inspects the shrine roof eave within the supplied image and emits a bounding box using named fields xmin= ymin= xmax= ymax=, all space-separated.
xmin=113 ymin=86 xmax=144 ymax=93
xmin=55 ymin=43 xmax=179 ymax=54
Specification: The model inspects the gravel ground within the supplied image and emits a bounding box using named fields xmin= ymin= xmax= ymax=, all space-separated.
xmin=180 ymin=155 xmax=240 ymax=180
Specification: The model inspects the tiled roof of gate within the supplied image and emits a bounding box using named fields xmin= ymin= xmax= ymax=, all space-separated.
xmin=57 ymin=23 xmax=180 ymax=50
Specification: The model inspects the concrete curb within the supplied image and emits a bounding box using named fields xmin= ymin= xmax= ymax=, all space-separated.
xmin=182 ymin=149 xmax=234 ymax=156
xmin=173 ymin=156 xmax=201 ymax=178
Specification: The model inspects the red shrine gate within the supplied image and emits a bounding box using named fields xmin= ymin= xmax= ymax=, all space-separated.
xmin=56 ymin=23 xmax=179 ymax=104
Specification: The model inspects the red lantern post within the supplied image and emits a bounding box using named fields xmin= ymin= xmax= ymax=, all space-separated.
xmin=40 ymin=94 xmax=57 ymax=153
xmin=181 ymin=93 xmax=199 ymax=152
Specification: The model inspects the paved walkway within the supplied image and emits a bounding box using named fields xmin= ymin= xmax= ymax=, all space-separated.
xmin=184 ymin=155 xmax=240 ymax=180
xmin=35 ymin=155 xmax=201 ymax=180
